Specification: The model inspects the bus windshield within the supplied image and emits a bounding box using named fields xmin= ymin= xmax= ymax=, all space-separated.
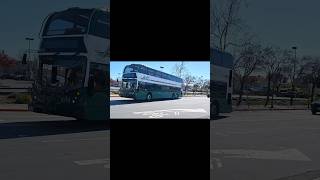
xmin=122 ymin=79 xmax=137 ymax=89
xmin=43 ymin=9 xmax=93 ymax=36
xmin=40 ymin=56 xmax=86 ymax=90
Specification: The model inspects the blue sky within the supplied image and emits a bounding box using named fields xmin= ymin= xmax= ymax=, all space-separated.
xmin=239 ymin=0 xmax=320 ymax=57
xmin=0 ymin=0 xmax=109 ymax=59
xmin=110 ymin=61 xmax=210 ymax=80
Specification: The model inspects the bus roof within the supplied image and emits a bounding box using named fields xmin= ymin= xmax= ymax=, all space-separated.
xmin=125 ymin=64 xmax=183 ymax=82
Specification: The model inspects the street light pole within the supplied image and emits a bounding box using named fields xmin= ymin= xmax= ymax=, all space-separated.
xmin=25 ymin=37 xmax=34 ymax=62
xmin=291 ymin=46 xmax=297 ymax=106
xmin=25 ymin=37 xmax=34 ymax=80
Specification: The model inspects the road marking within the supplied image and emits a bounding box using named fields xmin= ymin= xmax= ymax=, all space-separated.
xmin=74 ymin=158 xmax=109 ymax=168
xmin=214 ymin=132 xmax=228 ymax=137
xmin=211 ymin=158 xmax=223 ymax=169
xmin=133 ymin=109 xmax=207 ymax=118
xmin=211 ymin=149 xmax=311 ymax=161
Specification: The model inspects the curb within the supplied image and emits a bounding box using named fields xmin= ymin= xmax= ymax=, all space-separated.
xmin=0 ymin=109 xmax=29 ymax=112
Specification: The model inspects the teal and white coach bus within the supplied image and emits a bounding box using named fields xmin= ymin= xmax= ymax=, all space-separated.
xmin=210 ymin=49 xmax=233 ymax=117
xmin=119 ymin=64 xmax=183 ymax=101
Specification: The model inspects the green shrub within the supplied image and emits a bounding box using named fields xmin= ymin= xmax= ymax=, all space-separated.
xmin=14 ymin=93 xmax=31 ymax=104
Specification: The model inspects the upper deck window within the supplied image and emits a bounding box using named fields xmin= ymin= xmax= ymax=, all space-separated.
xmin=43 ymin=9 xmax=93 ymax=36
xmin=89 ymin=11 xmax=109 ymax=39
xmin=123 ymin=66 xmax=134 ymax=74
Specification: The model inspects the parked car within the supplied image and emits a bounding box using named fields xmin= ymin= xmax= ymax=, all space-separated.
xmin=13 ymin=74 xmax=25 ymax=80
xmin=0 ymin=73 xmax=15 ymax=79
xmin=311 ymin=101 xmax=320 ymax=115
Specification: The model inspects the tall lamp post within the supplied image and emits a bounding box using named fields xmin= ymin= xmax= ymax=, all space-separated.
xmin=25 ymin=37 xmax=34 ymax=61
xmin=290 ymin=46 xmax=297 ymax=106
xmin=117 ymin=73 xmax=121 ymax=86
xmin=25 ymin=37 xmax=34 ymax=80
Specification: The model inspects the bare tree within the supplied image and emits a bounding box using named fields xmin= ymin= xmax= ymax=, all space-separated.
xmin=183 ymin=73 xmax=195 ymax=95
xmin=212 ymin=0 xmax=249 ymax=52
xmin=300 ymin=56 xmax=320 ymax=103
xmin=260 ymin=47 xmax=285 ymax=107
xmin=234 ymin=42 xmax=262 ymax=105
xmin=172 ymin=62 xmax=187 ymax=78
xmin=282 ymin=50 xmax=306 ymax=106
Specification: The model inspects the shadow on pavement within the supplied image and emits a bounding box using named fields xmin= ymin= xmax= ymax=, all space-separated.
xmin=275 ymin=169 xmax=320 ymax=180
xmin=211 ymin=115 xmax=229 ymax=121
xmin=0 ymin=120 xmax=109 ymax=139
xmin=110 ymin=98 xmax=177 ymax=106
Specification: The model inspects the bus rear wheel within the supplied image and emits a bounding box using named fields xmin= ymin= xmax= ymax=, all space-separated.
xmin=146 ymin=93 xmax=152 ymax=101
xmin=211 ymin=101 xmax=220 ymax=118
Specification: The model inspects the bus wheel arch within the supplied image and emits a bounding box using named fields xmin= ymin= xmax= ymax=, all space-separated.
xmin=172 ymin=93 xmax=176 ymax=99
xmin=211 ymin=100 xmax=220 ymax=117
xmin=146 ymin=93 xmax=152 ymax=101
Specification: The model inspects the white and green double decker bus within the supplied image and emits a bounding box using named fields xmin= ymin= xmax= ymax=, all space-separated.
xmin=119 ymin=64 xmax=183 ymax=101
xmin=29 ymin=7 xmax=109 ymax=120
xmin=211 ymin=49 xmax=233 ymax=117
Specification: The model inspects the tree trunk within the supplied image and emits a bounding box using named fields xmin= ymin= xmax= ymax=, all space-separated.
xmin=237 ymin=78 xmax=245 ymax=106
xmin=271 ymin=86 xmax=274 ymax=108
xmin=264 ymin=73 xmax=271 ymax=107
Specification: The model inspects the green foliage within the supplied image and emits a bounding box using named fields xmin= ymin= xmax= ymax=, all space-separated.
xmin=14 ymin=93 xmax=31 ymax=104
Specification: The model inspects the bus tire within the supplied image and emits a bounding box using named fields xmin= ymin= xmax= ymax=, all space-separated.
xmin=146 ymin=93 xmax=152 ymax=101
xmin=211 ymin=101 xmax=220 ymax=118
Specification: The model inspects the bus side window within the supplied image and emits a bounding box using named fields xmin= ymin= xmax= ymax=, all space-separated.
xmin=89 ymin=11 xmax=108 ymax=38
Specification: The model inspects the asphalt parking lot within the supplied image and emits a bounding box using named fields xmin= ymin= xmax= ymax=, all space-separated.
xmin=110 ymin=96 xmax=210 ymax=119
xmin=211 ymin=110 xmax=320 ymax=180
xmin=0 ymin=111 xmax=109 ymax=180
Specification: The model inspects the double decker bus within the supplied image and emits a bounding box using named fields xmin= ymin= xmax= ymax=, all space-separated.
xmin=210 ymin=49 xmax=233 ymax=117
xmin=119 ymin=64 xmax=183 ymax=101
xmin=29 ymin=7 xmax=109 ymax=120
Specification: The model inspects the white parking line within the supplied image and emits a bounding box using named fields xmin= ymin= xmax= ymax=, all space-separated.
xmin=211 ymin=148 xmax=311 ymax=161
xmin=74 ymin=158 xmax=109 ymax=168
xmin=211 ymin=158 xmax=223 ymax=169
xmin=133 ymin=108 xmax=207 ymax=118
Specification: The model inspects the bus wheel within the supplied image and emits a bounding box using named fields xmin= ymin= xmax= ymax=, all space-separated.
xmin=211 ymin=101 xmax=220 ymax=118
xmin=146 ymin=93 xmax=152 ymax=101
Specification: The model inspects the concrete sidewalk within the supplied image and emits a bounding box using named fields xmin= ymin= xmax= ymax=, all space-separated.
xmin=0 ymin=104 xmax=28 ymax=111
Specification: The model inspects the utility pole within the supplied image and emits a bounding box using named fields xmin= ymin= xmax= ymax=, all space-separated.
xmin=25 ymin=37 xmax=34 ymax=80
xmin=290 ymin=46 xmax=297 ymax=106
